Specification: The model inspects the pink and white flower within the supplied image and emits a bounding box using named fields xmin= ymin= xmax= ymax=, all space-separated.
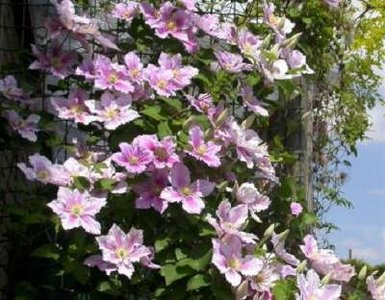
xmin=0 ymin=75 xmax=29 ymax=101
xmin=240 ymin=85 xmax=269 ymax=116
xmin=124 ymin=52 xmax=144 ymax=83
xmin=185 ymin=126 xmax=221 ymax=167
xmin=111 ymin=142 xmax=153 ymax=174
xmin=214 ymin=51 xmax=252 ymax=73
xmin=3 ymin=110 xmax=40 ymax=142
xmin=290 ymin=202 xmax=303 ymax=217
xmin=160 ymin=163 xmax=215 ymax=214
xmin=236 ymin=182 xmax=271 ymax=221
xmin=47 ymin=187 xmax=106 ymax=234
xmin=366 ymin=272 xmax=385 ymax=300
xmin=111 ymin=2 xmax=138 ymax=23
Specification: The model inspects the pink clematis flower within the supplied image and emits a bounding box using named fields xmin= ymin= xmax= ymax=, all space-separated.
xmin=185 ymin=126 xmax=221 ymax=167
xmin=111 ymin=2 xmax=138 ymax=23
xmin=0 ymin=75 xmax=29 ymax=102
xmin=212 ymin=237 xmax=263 ymax=287
xmin=124 ymin=52 xmax=144 ymax=83
xmin=366 ymin=273 xmax=385 ymax=300
xmin=296 ymin=269 xmax=342 ymax=300
xmin=96 ymin=224 xmax=157 ymax=278
xmin=185 ymin=93 xmax=216 ymax=116
xmin=3 ymin=110 xmax=40 ymax=142
xmin=237 ymin=28 xmax=262 ymax=60
xmin=133 ymin=168 xmax=169 ymax=213
xmin=236 ymin=182 xmax=271 ymax=221
xmin=134 ymin=135 xmax=180 ymax=169
xmin=214 ymin=51 xmax=252 ymax=73
xmin=85 ymin=91 xmax=139 ymax=130
xmin=290 ymin=202 xmax=303 ymax=217
xmin=111 ymin=142 xmax=153 ymax=174
xmin=94 ymin=55 xmax=134 ymax=94
xmin=160 ymin=163 xmax=215 ymax=214
xmin=249 ymin=263 xmax=280 ymax=293
xmin=271 ymin=232 xmax=300 ymax=266
xmin=84 ymin=254 xmax=116 ymax=275
xmin=207 ymin=200 xmax=257 ymax=244
xmin=300 ymin=234 xmax=356 ymax=282
xmin=47 ymin=187 xmax=106 ymax=234
xmin=51 ymin=88 xmax=94 ymax=124
xmin=240 ymin=85 xmax=269 ymax=116
xmin=143 ymin=64 xmax=175 ymax=97
xmin=158 ymin=52 xmax=198 ymax=89
xmin=76 ymin=58 xmax=96 ymax=79
xmin=17 ymin=153 xmax=68 ymax=185
xmin=323 ymin=0 xmax=341 ymax=8
xmin=29 ymin=43 xmax=77 ymax=79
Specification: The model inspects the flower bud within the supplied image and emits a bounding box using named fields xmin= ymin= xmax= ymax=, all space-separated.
xmin=357 ymin=265 xmax=367 ymax=280
xmin=263 ymin=223 xmax=275 ymax=238
xmin=320 ymin=273 xmax=331 ymax=285
xmin=296 ymin=260 xmax=307 ymax=273
xmin=214 ymin=108 xmax=228 ymax=127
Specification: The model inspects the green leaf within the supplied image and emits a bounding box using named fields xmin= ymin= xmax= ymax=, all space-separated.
xmin=186 ymin=274 xmax=211 ymax=291
xmin=72 ymin=176 xmax=90 ymax=191
xmin=272 ymin=279 xmax=296 ymax=300
xmin=141 ymin=105 xmax=167 ymax=121
xmin=302 ymin=213 xmax=318 ymax=225
xmin=31 ymin=244 xmax=59 ymax=260
xmin=95 ymin=178 xmax=117 ymax=191
xmin=158 ymin=121 xmax=172 ymax=138
xmin=160 ymin=264 xmax=192 ymax=286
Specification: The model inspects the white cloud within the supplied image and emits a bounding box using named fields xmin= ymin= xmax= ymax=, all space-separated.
xmin=365 ymin=104 xmax=385 ymax=144
xmin=368 ymin=188 xmax=385 ymax=196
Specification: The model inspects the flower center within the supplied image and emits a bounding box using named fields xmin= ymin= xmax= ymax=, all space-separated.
xmin=172 ymin=69 xmax=180 ymax=78
xmin=154 ymin=147 xmax=168 ymax=160
xmin=37 ymin=170 xmax=50 ymax=181
xmin=128 ymin=156 xmax=139 ymax=165
xmin=167 ymin=21 xmax=177 ymax=31
xmin=157 ymin=79 xmax=167 ymax=89
xmin=70 ymin=104 xmax=83 ymax=114
xmin=228 ymin=258 xmax=240 ymax=269
xmin=71 ymin=204 xmax=84 ymax=216
xmin=181 ymin=186 xmax=191 ymax=196
xmin=116 ymin=247 xmax=128 ymax=259
xmin=105 ymin=107 xmax=118 ymax=119
xmin=108 ymin=72 xmax=118 ymax=84
xmin=130 ymin=68 xmax=140 ymax=78
xmin=51 ymin=57 xmax=62 ymax=67
xmin=196 ymin=145 xmax=207 ymax=156
xmin=308 ymin=296 xmax=318 ymax=300
xmin=253 ymin=273 xmax=265 ymax=284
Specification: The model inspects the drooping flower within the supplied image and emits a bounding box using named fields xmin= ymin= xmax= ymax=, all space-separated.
xmin=85 ymin=91 xmax=139 ymax=130
xmin=51 ymin=88 xmax=94 ymax=124
xmin=207 ymin=200 xmax=257 ymax=244
xmin=133 ymin=168 xmax=169 ymax=213
xmin=17 ymin=153 xmax=68 ymax=185
xmin=111 ymin=142 xmax=153 ymax=174
xmin=185 ymin=93 xmax=216 ymax=116
xmin=271 ymin=232 xmax=300 ymax=266
xmin=236 ymin=182 xmax=271 ymax=221
xmin=3 ymin=110 xmax=40 ymax=142
xmin=0 ymin=75 xmax=29 ymax=101
xmin=111 ymin=2 xmax=138 ymax=23
xmin=240 ymin=85 xmax=269 ymax=116
xmin=212 ymin=237 xmax=263 ymax=287
xmin=29 ymin=43 xmax=77 ymax=79
xmin=185 ymin=126 xmax=221 ymax=167
xmin=300 ymin=234 xmax=356 ymax=282
xmin=290 ymin=202 xmax=303 ymax=217
xmin=47 ymin=187 xmax=106 ymax=234
xmin=296 ymin=269 xmax=342 ymax=300
xmin=95 ymin=224 xmax=157 ymax=278
xmin=366 ymin=272 xmax=385 ymax=300
xmin=134 ymin=134 xmax=180 ymax=169
xmin=214 ymin=51 xmax=252 ymax=73
xmin=93 ymin=55 xmax=134 ymax=94
xmin=160 ymin=163 xmax=215 ymax=214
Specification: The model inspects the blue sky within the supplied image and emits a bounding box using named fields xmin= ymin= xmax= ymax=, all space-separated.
xmin=326 ymin=79 xmax=385 ymax=265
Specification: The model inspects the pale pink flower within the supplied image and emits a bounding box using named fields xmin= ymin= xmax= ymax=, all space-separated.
xmin=249 ymin=264 xmax=280 ymax=293
xmin=94 ymin=55 xmax=134 ymax=94
xmin=185 ymin=126 xmax=221 ymax=167
xmin=111 ymin=142 xmax=153 ymax=174
xmin=111 ymin=2 xmax=138 ymax=23
xmin=124 ymin=52 xmax=144 ymax=83
xmin=51 ymin=89 xmax=94 ymax=124
xmin=271 ymin=232 xmax=300 ymax=266
xmin=47 ymin=187 xmax=106 ymax=234
xmin=17 ymin=153 xmax=68 ymax=185
xmin=84 ymin=255 xmax=116 ymax=275
xmin=140 ymin=2 xmax=161 ymax=27
xmin=237 ymin=28 xmax=262 ymax=59
xmin=212 ymin=237 xmax=263 ymax=287
xmin=290 ymin=202 xmax=303 ymax=217
xmin=214 ymin=51 xmax=252 ymax=73
xmin=29 ymin=43 xmax=77 ymax=79
xmin=300 ymin=234 xmax=356 ymax=282
xmin=3 ymin=110 xmax=40 ymax=142
xmin=263 ymin=3 xmax=295 ymax=39
xmin=160 ymin=163 xmax=215 ymax=214
xmin=96 ymin=224 xmax=157 ymax=278
xmin=296 ymin=269 xmax=342 ymax=300
xmin=240 ymin=85 xmax=269 ymax=116
xmin=133 ymin=169 xmax=169 ymax=213
xmin=75 ymin=58 xmax=96 ymax=79
xmin=85 ymin=91 xmax=139 ymax=130
xmin=143 ymin=64 xmax=175 ymax=97
xmin=207 ymin=200 xmax=257 ymax=244
xmin=324 ymin=0 xmax=341 ymax=8
xmin=0 ymin=75 xmax=29 ymax=101
xmin=366 ymin=273 xmax=385 ymax=300
xmin=134 ymin=134 xmax=180 ymax=168
xmin=236 ymin=182 xmax=271 ymax=221
xmin=185 ymin=93 xmax=216 ymax=116
xmin=282 ymin=49 xmax=307 ymax=69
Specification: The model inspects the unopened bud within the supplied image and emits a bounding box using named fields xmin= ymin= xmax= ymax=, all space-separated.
xmin=282 ymin=33 xmax=302 ymax=48
xmin=263 ymin=224 xmax=275 ymax=238
xmin=261 ymin=34 xmax=272 ymax=48
xmin=377 ymin=271 xmax=385 ymax=286
xmin=278 ymin=229 xmax=290 ymax=240
xmin=296 ymin=260 xmax=307 ymax=274
xmin=214 ymin=108 xmax=228 ymax=127
xmin=241 ymin=114 xmax=256 ymax=129
xmin=320 ymin=273 xmax=331 ymax=286
xmin=358 ymin=265 xmax=367 ymax=280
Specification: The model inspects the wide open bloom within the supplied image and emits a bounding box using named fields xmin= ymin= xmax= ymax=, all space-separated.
xmin=143 ymin=64 xmax=175 ymax=97
xmin=134 ymin=134 xmax=179 ymax=169
xmin=111 ymin=142 xmax=153 ymax=174
xmin=47 ymin=187 xmax=106 ymax=234
xmin=111 ymin=2 xmax=138 ymax=24
xmin=290 ymin=202 xmax=303 ymax=217
xmin=296 ymin=269 xmax=341 ymax=300
xmin=160 ymin=163 xmax=215 ymax=214
xmin=185 ymin=126 xmax=221 ymax=167
xmin=133 ymin=168 xmax=169 ymax=213
xmin=51 ymin=88 xmax=94 ymax=124
xmin=93 ymin=55 xmax=134 ymax=94
xmin=214 ymin=51 xmax=251 ymax=73
xmin=124 ymin=52 xmax=144 ymax=83
xmin=300 ymin=234 xmax=356 ymax=282
xmin=237 ymin=28 xmax=262 ymax=60
xmin=96 ymin=224 xmax=157 ymax=278
xmin=207 ymin=200 xmax=257 ymax=244
xmin=17 ymin=153 xmax=68 ymax=185
xmin=3 ymin=110 xmax=40 ymax=142
xmin=85 ymin=91 xmax=139 ymax=130
xmin=30 ymin=43 xmax=77 ymax=79
xmin=212 ymin=237 xmax=263 ymax=287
